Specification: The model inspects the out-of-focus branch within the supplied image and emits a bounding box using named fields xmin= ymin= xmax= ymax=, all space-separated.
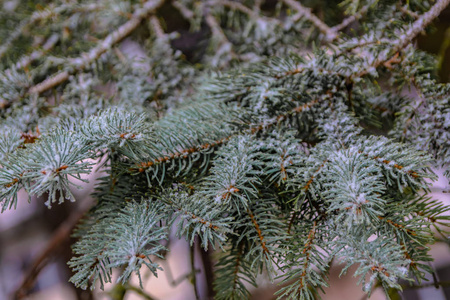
xmin=395 ymin=0 xmax=450 ymax=51
xmin=399 ymin=5 xmax=420 ymax=19
xmin=14 ymin=34 xmax=60 ymax=70
xmin=149 ymin=15 xmax=166 ymax=39
xmin=205 ymin=13 xmax=230 ymax=44
xmin=282 ymin=0 xmax=338 ymax=41
xmin=217 ymin=0 xmax=256 ymax=17
xmin=13 ymin=204 xmax=91 ymax=299
xmin=0 ymin=3 xmax=103 ymax=59
xmin=354 ymin=0 xmax=450 ymax=78
xmin=172 ymin=0 xmax=195 ymax=20
xmin=29 ymin=0 xmax=165 ymax=95
xmin=331 ymin=3 xmax=371 ymax=33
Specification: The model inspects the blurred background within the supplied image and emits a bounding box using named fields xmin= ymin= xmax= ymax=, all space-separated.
xmin=1 ymin=1 xmax=450 ymax=300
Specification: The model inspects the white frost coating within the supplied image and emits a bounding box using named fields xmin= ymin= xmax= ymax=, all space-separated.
xmin=356 ymin=193 xmax=366 ymax=204
xmin=398 ymin=266 xmax=408 ymax=276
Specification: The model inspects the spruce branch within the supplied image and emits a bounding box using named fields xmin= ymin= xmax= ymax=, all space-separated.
xmin=69 ymin=201 xmax=167 ymax=290
xmin=332 ymin=229 xmax=411 ymax=295
xmin=2 ymin=1 xmax=450 ymax=299
xmin=236 ymin=200 xmax=287 ymax=276
xmin=172 ymin=1 xmax=195 ymax=20
xmin=215 ymin=0 xmax=257 ymax=18
xmin=214 ymin=242 xmax=256 ymax=300
xmin=29 ymin=0 xmax=166 ymax=95
xmin=276 ymin=222 xmax=329 ymax=300
xmin=282 ymin=0 xmax=338 ymax=41
xmin=331 ymin=2 xmax=371 ymax=33
xmin=149 ymin=15 xmax=166 ymax=39
xmin=246 ymin=207 xmax=270 ymax=259
xmin=395 ymin=0 xmax=450 ymax=51
xmin=160 ymin=186 xmax=233 ymax=250
xmin=11 ymin=34 xmax=60 ymax=71
xmin=354 ymin=0 xmax=450 ymax=78
xmin=0 ymin=2 xmax=103 ymax=59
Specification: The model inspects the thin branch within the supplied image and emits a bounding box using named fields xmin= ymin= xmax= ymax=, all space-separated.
xmin=215 ymin=0 xmax=257 ymax=17
xmin=0 ymin=3 xmax=103 ymax=59
xmin=395 ymin=0 xmax=450 ymax=51
xmin=134 ymin=135 xmax=231 ymax=172
xmin=402 ymin=280 xmax=450 ymax=290
xmin=275 ymin=0 xmax=450 ymax=81
xmin=172 ymin=0 xmax=195 ymax=20
xmin=378 ymin=216 xmax=417 ymax=236
xmin=29 ymin=71 xmax=71 ymax=95
xmin=125 ymin=285 xmax=155 ymax=300
xmin=204 ymin=12 xmax=236 ymax=58
xmin=354 ymin=0 xmax=450 ymax=78
xmin=303 ymin=159 xmax=328 ymax=192
xmin=296 ymin=221 xmax=317 ymax=293
xmin=231 ymin=243 xmax=244 ymax=294
xmin=149 ymin=15 xmax=166 ymax=39
xmin=331 ymin=3 xmax=371 ymax=33
xmin=198 ymin=242 xmax=216 ymax=299
xmin=189 ymin=242 xmax=200 ymax=300
xmin=287 ymin=211 xmax=299 ymax=235
xmin=399 ymin=5 xmax=420 ymax=19
xmin=247 ymin=208 xmax=270 ymax=259
xmin=14 ymin=34 xmax=60 ymax=70
xmin=159 ymin=260 xmax=200 ymax=287
xmin=29 ymin=0 xmax=166 ymax=95
xmin=134 ymin=98 xmax=323 ymax=172
xmin=13 ymin=204 xmax=91 ymax=299
xmin=282 ymin=0 xmax=338 ymax=41
xmin=357 ymin=150 xmax=419 ymax=178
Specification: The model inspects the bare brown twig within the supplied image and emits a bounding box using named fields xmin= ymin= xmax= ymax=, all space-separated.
xmin=13 ymin=204 xmax=91 ymax=299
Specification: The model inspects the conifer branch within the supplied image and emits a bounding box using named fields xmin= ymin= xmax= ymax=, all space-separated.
xmin=149 ymin=15 xmax=165 ymax=39
xmin=134 ymin=135 xmax=232 ymax=172
xmin=282 ymin=0 xmax=338 ymax=41
xmin=331 ymin=3 xmax=371 ymax=33
xmin=29 ymin=0 xmax=166 ymax=95
xmin=214 ymin=243 xmax=256 ymax=299
xmin=357 ymin=149 xmax=420 ymax=178
xmin=215 ymin=0 xmax=255 ymax=17
xmin=378 ymin=216 xmax=417 ymax=236
xmin=0 ymin=3 xmax=103 ymax=59
xmin=2 ymin=1 xmax=450 ymax=299
xmin=354 ymin=0 xmax=450 ymax=78
xmin=134 ymin=98 xmax=322 ymax=174
xmin=247 ymin=208 xmax=270 ymax=259
xmin=232 ymin=244 xmax=244 ymax=287
xmin=276 ymin=221 xmax=329 ymax=299
xmin=399 ymin=5 xmax=420 ymax=19
xmin=297 ymin=222 xmax=317 ymax=290
xmin=303 ymin=159 xmax=328 ymax=192
xmin=395 ymin=0 xmax=450 ymax=51
xmin=10 ymin=34 xmax=60 ymax=71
